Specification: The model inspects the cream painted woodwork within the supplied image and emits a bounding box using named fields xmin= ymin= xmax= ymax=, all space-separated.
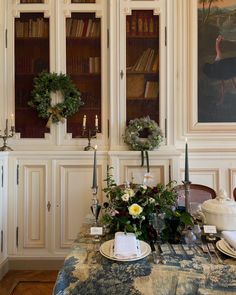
xmin=7 ymin=151 xmax=107 ymax=257
xmin=0 ymin=154 xmax=7 ymax=267
xmin=13 ymin=158 xmax=51 ymax=256
xmin=108 ymin=151 xmax=181 ymax=185
xmin=179 ymin=152 xmax=236 ymax=199
xmin=54 ymin=156 xmax=106 ymax=253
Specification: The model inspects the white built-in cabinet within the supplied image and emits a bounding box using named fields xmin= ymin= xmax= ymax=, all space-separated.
xmin=1 ymin=0 xmax=236 ymax=264
xmin=7 ymin=152 xmax=107 ymax=257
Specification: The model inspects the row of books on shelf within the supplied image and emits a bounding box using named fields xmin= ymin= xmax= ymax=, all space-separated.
xmin=20 ymin=0 xmax=43 ymax=3
xmin=15 ymin=18 xmax=49 ymax=38
xmin=67 ymin=57 xmax=100 ymax=74
xmin=72 ymin=0 xmax=95 ymax=2
xmin=15 ymin=89 xmax=30 ymax=107
xmin=130 ymin=48 xmax=158 ymax=72
xmin=81 ymin=92 xmax=100 ymax=108
xmin=15 ymin=57 xmax=48 ymax=74
xmin=144 ymin=81 xmax=158 ymax=99
xmin=15 ymin=126 xmax=47 ymax=138
xmin=127 ymin=13 xmax=158 ymax=36
xmin=66 ymin=18 xmax=100 ymax=38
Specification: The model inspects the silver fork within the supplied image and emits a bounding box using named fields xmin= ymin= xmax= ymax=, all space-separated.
xmin=201 ymin=243 xmax=214 ymax=263
xmin=207 ymin=243 xmax=224 ymax=264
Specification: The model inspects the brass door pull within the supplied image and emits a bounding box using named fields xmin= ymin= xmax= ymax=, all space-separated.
xmin=47 ymin=201 xmax=51 ymax=212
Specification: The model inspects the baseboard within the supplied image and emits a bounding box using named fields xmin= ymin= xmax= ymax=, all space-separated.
xmin=0 ymin=258 xmax=9 ymax=280
xmin=8 ymin=257 xmax=64 ymax=270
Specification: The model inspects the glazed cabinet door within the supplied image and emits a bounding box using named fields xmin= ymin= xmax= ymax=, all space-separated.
xmin=14 ymin=158 xmax=52 ymax=256
xmin=60 ymin=0 xmax=108 ymax=149
xmin=110 ymin=0 xmax=166 ymax=148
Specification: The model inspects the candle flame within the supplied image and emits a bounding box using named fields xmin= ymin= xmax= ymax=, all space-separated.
xmin=185 ymin=137 xmax=188 ymax=143
xmin=95 ymin=145 xmax=98 ymax=150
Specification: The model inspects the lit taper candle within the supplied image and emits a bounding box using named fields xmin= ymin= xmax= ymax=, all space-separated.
xmin=95 ymin=115 xmax=98 ymax=129
xmin=184 ymin=138 xmax=189 ymax=182
xmin=92 ymin=145 xmax=97 ymax=189
xmin=82 ymin=115 xmax=86 ymax=129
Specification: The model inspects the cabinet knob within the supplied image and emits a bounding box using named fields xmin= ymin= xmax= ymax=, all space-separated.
xmin=47 ymin=201 xmax=51 ymax=212
xmin=120 ymin=70 xmax=124 ymax=79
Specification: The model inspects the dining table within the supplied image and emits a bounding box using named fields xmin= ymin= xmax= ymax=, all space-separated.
xmin=53 ymin=224 xmax=236 ymax=295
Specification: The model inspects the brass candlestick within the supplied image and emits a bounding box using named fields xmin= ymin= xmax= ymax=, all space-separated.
xmin=0 ymin=119 xmax=15 ymax=151
xmin=82 ymin=127 xmax=99 ymax=151
xmin=183 ymin=180 xmax=191 ymax=213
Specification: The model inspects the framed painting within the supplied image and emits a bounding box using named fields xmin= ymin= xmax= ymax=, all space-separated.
xmin=198 ymin=0 xmax=236 ymax=124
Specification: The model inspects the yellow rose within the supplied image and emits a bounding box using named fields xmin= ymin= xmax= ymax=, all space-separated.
xmin=128 ymin=203 xmax=143 ymax=217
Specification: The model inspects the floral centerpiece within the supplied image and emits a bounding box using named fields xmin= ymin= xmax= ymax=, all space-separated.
xmin=102 ymin=171 xmax=185 ymax=241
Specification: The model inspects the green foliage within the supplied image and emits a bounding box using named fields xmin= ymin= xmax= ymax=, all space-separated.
xmin=28 ymin=71 xmax=84 ymax=123
xmin=101 ymin=169 xmax=178 ymax=241
xmin=123 ymin=116 xmax=163 ymax=151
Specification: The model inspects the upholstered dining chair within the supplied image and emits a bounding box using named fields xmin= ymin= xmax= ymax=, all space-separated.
xmin=174 ymin=184 xmax=217 ymax=207
xmin=232 ymin=188 xmax=236 ymax=201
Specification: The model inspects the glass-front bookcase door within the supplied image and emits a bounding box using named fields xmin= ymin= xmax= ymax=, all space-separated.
xmin=66 ymin=12 xmax=101 ymax=138
xmin=126 ymin=9 xmax=159 ymax=125
xmin=118 ymin=0 xmax=166 ymax=139
xmin=15 ymin=12 xmax=49 ymax=138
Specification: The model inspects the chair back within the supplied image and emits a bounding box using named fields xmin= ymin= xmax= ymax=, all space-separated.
xmin=174 ymin=184 xmax=216 ymax=207
xmin=232 ymin=187 xmax=236 ymax=201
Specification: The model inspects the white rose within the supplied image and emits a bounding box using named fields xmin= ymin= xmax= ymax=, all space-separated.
xmin=124 ymin=188 xmax=135 ymax=197
xmin=140 ymin=185 xmax=147 ymax=190
xmin=121 ymin=193 xmax=130 ymax=202
xmin=149 ymin=197 xmax=155 ymax=203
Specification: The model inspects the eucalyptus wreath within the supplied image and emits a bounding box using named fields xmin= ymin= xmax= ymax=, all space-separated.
xmin=123 ymin=116 xmax=163 ymax=151
xmin=28 ymin=71 xmax=83 ymax=126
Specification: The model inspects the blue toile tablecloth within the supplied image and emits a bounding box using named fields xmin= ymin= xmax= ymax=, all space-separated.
xmin=53 ymin=227 xmax=236 ymax=295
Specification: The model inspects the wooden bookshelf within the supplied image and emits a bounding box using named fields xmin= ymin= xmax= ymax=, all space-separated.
xmin=20 ymin=0 xmax=44 ymax=3
xmin=66 ymin=12 xmax=101 ymax=137
xmin=126 ymin=10 xmax=159 ymax=125
xmin=72 ymin=0 xmax=95 ymax=3
xmin=15 ymin=13 xmax=49 ymax=138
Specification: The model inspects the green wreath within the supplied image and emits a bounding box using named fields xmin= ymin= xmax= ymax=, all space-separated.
xmin=123 ymin=116 xmax=163 ymax=151
xmin=28 ymin=71 xmax=84 ymax=127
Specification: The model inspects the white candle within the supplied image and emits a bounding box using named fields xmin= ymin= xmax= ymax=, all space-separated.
xmin=11 ymin=113 xmax=14 ymax=128
xmin=82 ymin=115 xmax=86 ymax=129
xmin=95 ymin=115 xmax=98 ymax=129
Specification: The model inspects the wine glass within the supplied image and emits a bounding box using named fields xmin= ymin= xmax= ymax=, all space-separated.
xmin=150 ymin=212 xmax=165 ymax=244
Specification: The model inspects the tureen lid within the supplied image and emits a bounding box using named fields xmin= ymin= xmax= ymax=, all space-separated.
xmin=201 ymin=189 xmax=236 ymax=214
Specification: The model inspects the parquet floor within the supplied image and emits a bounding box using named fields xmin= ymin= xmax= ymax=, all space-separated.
xmin=0 ymin=270 xmax=58 ymax=295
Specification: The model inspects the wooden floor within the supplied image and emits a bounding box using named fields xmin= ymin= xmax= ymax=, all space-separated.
xmin=0 ymin=270 xmax=58 ymax=295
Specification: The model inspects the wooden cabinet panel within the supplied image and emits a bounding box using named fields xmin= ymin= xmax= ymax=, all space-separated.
xmin=17 ymin=160 xmax=51 ymax=254
xmin=55 ymin=161 xmax=104 ymax=249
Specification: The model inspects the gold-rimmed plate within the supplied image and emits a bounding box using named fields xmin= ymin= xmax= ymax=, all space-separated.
xmin=99 ymin=239 xmax=151 ymax=262
xmin=216 ymin=240 xmax=236 ymax=259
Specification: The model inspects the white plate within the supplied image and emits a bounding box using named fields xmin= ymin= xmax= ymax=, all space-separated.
xmin=216 ymin=240 xmax=236 ymax=259
xmin=99 ymin=239 xmax=151 ymax=262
